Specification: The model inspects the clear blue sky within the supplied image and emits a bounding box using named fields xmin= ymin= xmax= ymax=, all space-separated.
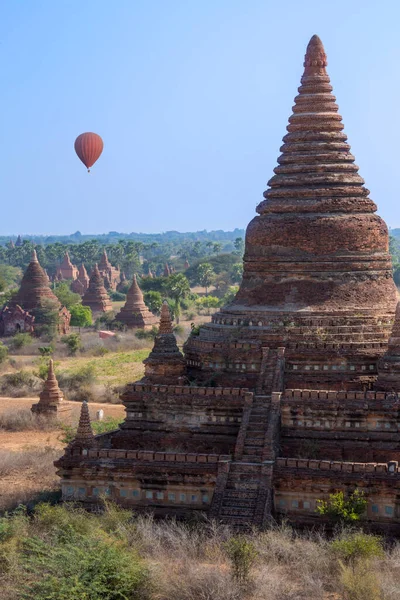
xmin=1 ymin=0 xmax=399 ymax=235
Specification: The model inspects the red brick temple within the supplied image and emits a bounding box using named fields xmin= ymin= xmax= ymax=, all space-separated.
xmin=0 ymin=250 xmax=71 ymax=336
xmin=56 ymin=36 xmax=400 ymax=532
xmin=82 ymin=263 xmax=113 ymax=314
xmin=115 ymin=275 xmax=158 ymax=329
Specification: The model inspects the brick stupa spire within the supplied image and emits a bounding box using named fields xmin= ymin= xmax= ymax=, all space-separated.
xmin=31 ymin=359 xmax=69 ymax=417
xmin=115 ymin=275 xmax=158 ymax=329
xmin=82 ymin=264 xmax=113 ymax=313
xmin=99 ymin=249 xmax=111 ymax=271
xmin=143 ymin=301 xmax=186 ymax=383
xmin=11 ymin=250 xmax=61 ymax=311
xmin=57 ymin=252 xmax=78 ymax=280
xmin=74 ymin=401 xmax=95 ymax=446
xmin=184 ymin=35 xmax=398 ymax=390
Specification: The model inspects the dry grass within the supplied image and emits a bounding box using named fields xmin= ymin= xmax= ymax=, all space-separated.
xmin=0 ymin=408 xmax=57 ymax=431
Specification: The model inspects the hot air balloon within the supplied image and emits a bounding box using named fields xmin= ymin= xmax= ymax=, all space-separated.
xmin=74 ymin=132 xmax=103 ymax=172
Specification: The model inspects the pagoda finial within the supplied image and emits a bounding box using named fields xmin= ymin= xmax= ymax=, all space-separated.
xmin=303 ymin=34 xmax=327 ymax=75
xmin=31 ymin=249 xmax=38 ymax=262
xmin=47 ymin=358 xmax=56 ymax=381
xmin=75 ymin=401 xmax=94 ymax=443
xmin=159 ymin=301 xmax=173 ymax=334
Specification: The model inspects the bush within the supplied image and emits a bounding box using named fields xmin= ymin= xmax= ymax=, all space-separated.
xmin=0 ymin=410 xmax=56 ymax=432
xmin=331 ymin=532 xmax=384 ymax=565
xmin=0 ymin=341 xmax=8 ymax=364
xmin=224 ymin=536 xmax=258 ymax=583
xmin=38 ymin=346 xmax=53 ymax=357
xmin=316 ymin=490 xmax=367 ymax=523
xmin=57 ymin=364 xmax=96 ymax=392
xmin=339 ymin=560 xmax=383 ymax=600
xmin=61 ymin=333 xmax=82 ymax=355
xmin=18 ymin=531 xmax=150 ymax=600
xmin=144 ymin=290 xmax=163 ymax=314
xmin=0 ymin=370 xmax=42 ymax=397
xmin=54 ymin=282 xmax=81 ymax=310
xmin=135 ymin=326 xmax=158 ymax=340
xmin=109 ymin=290 xmax=126 ymax=301
xmin=9 ymin=333 xmax=32 ymax=351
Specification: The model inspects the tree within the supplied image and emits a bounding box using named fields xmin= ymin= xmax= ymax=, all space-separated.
xmin=61 ymin=333 xmax=82 ymax=355
xmin=70 ymin=305 xmax=93 ymax=330
xmin=234 ymin=237 xmax=244 ymax=255
xmin=164 ymin=273 xmax=190 ymax=324
xmin=144 ymin=291 xmax=163 ymax=315
xmin=197 ymin=263 xmax=215 ymax=296
xmin=195 ymin=295 xmax=220 ymax=315
xmin=54 ymin=282 xmax=81 ymax=310
xmin=316 ymin=490 xmax=367 ymax=523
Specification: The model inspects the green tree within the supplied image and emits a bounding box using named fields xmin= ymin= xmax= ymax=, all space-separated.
xmin=54 ymin=282 xmax=81 ymax=310
xmin=70 ymin=305 xmax=93 ymax=330
xmin=224 ymin=536 xmax=258 ymax=583
xmin=144 ymin=290 xmax=163 ymax=314
xmin=195 ymin=295 xmax=220 ymax=315
xmin=234 ymin=237 xmax=244 ymax=255
xmin=197 ymin=263 xmax=215 ymax=296
xmin=61 ymin=333 xmax=82 ymax=355
xmin=164 ymin=273 xmax=190 ymax=323
xmin=316 ymin=490 xmax=367 ymax=523
xmin=231 ymin=263 xmax=243 ymax=284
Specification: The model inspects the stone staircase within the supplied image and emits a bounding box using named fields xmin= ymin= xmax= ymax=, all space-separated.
xmin=210 ymin=347 xmax=285 ymax=527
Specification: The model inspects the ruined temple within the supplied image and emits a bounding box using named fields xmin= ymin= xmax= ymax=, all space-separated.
xmin=115 ymin=275 xmax=158 ymax=329
xmin=56 ymin=36 xmax=400 ymax=533
xmin=98 ymin=250 xmax=120 ymax=291
xmin=0 ymin=250 xmax=71 ymax=336
xmin=82 ymin=263 xmax=113 ymax=314
xmin=56 ymin=252 xmax=78 ymax=280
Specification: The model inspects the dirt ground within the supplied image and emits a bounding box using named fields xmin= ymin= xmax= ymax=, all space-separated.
xmin=0 ymin=396 xmax=126 ymax=512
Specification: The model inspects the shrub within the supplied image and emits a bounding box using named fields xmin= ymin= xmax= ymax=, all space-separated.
xmin=0 ymin=410 xmax=56 ymax=432
xmin=54 ymin=281 xmax=81 ymax=309
xmin=0 ymin=370 xmax=42 ymax=397
xmin=92 ymin=417 xmax=122 ymax=435
xmin=57 ymin=364 xmax=96 ymax=391
xmin=18 ymin=531 xmax=150 ymax=600
xmin=109 ymin=290 xmax=126 ymax=301
xmin=144 ymin=290 xmax=163 ymax=314
xmin=331 ymin=532 xmax=384 ymax=565
xmin=38 ymin=345 xmax=53 ymax=356
xmin=339 ymin=560 xmax=383 ymax=600
xmin=9 ymin=333 xmax=32 ymax=351
xmin=224 ymin=536 xmax=258 ymax=583
xmin=135 ymin=326 xmax=158 ymax=340
xmin=61 ymin=333 xmax=82 ymax=355
xmin=316 ymin=490 xmax=367 ymax=523
xmin=0 ymin=341 xmax=9 ymax=363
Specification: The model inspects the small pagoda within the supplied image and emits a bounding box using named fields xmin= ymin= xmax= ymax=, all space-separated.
xmin=82 ymin=264 xmax=113 ymax=314
xmin=143 ymin=301 xmax=186 ymax=383
xmin=71 ymin=264 xmax=90 ymax=296
xmin=98 ymin=250 xmax=120 ymax=291
xmin=31 ymin=360 xmax=69 ymax=417
xmin=115 ymin=275 xmax=158 ymax=329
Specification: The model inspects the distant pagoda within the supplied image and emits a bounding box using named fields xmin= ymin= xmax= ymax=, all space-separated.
xmin=115 ymin=275 xmax=158 ymax=329
xmin=56 ymin=252 xmax=78 ymax=280
xmin=71 ymin=264 xmax=90 ymax=296
xmin=82 ymin=263 xmax=113 ymax=313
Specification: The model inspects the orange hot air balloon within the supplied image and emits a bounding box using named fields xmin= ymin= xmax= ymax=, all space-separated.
xmin=74 ymin=132 xmax=103 ymax=172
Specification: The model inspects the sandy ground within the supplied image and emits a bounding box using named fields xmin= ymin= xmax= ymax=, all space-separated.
xmin=0 ymin=397 xmax=126 ymax=511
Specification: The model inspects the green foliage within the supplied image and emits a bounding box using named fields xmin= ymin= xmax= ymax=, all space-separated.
xmin=61 ymin=333 xmax=82 ymax=355
xmin=109 ymin=290 xmax=126 ymax=301
xmin=54 ymin=282 xmax=81 ymax=310
xmin=135 ymin=326 xmax=158 ymax=340
xmin=33 ymin=299 xmax=60 ymax=340
xmin=224 ymin=536 xmax=258 ymax=583
xmin=339 ymin=559 xmax=382 ymax=600
xmin=0 ymin=287 xmax=18 ymax=307
xmin=221 ymin=286 xmax=239 ymax=306
xmin=70 ymin=304 xmax=93 ymax=329
xmin=196 ymin=263 xmax=215 ymax=294
xmin=95 ymin=311 xmax=116 ymax=330
xmin=195 ymin=295 xmax=220 ymax=314
xmin=19 ymin=529 xmax=149 ymax=600
xmin=331 ymin=532 xmax=384 ymax=565
xmin=233 ymin=237 xmax=244 ymax=255
xmin=230 ymin=263 xmax=243 ymax=283
xmin=316 ymin=490 xmax=367 ymax=523
xmin=9 ymin=332 xmax=32 ymax=351
xmin=92 ymin=417 xmax=122 ymax=435
xmin=164 ymin=273 xmax=191 ymax=323
xmin=38 ymin=346 xmax=53 ymax=357
xmin=58 ymin=423 xmax=77 ymax=445
xmin=144 ymin=290 xmax=163 ymax=314
xmin=57 ymin=364 xmax=96 ymax=391
xmin=0 ymin=264 xmax=22 ymax=287
xmin=0 ymin=341 xmax=8 ymax=364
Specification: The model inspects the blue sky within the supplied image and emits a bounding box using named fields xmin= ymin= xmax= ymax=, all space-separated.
xmin=1 ymin=0 xmax=399 ymax=235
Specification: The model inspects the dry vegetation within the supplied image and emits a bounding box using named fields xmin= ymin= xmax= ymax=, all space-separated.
xmin=1 ymin=503 xmax=400 ymax=600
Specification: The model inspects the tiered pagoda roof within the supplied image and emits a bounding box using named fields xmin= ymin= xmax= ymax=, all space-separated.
xmin=82 ymin=264 xmax=113 ymax=313
xmin=11 ymin=250 xmax=60 ymax=312
xmin=115 ymin=275 xmax=158 ymax=329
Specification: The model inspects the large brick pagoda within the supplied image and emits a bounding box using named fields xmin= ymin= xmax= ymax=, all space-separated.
xmin=0 ymin=250 xmax=71 ymax=335
xmin=115 ymin=275 xmax=158 ymax=329
xmin=82 ymin=263 xmax=113 ymax=314
xmin=56 ymin=36 xmax=400 ymax=533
